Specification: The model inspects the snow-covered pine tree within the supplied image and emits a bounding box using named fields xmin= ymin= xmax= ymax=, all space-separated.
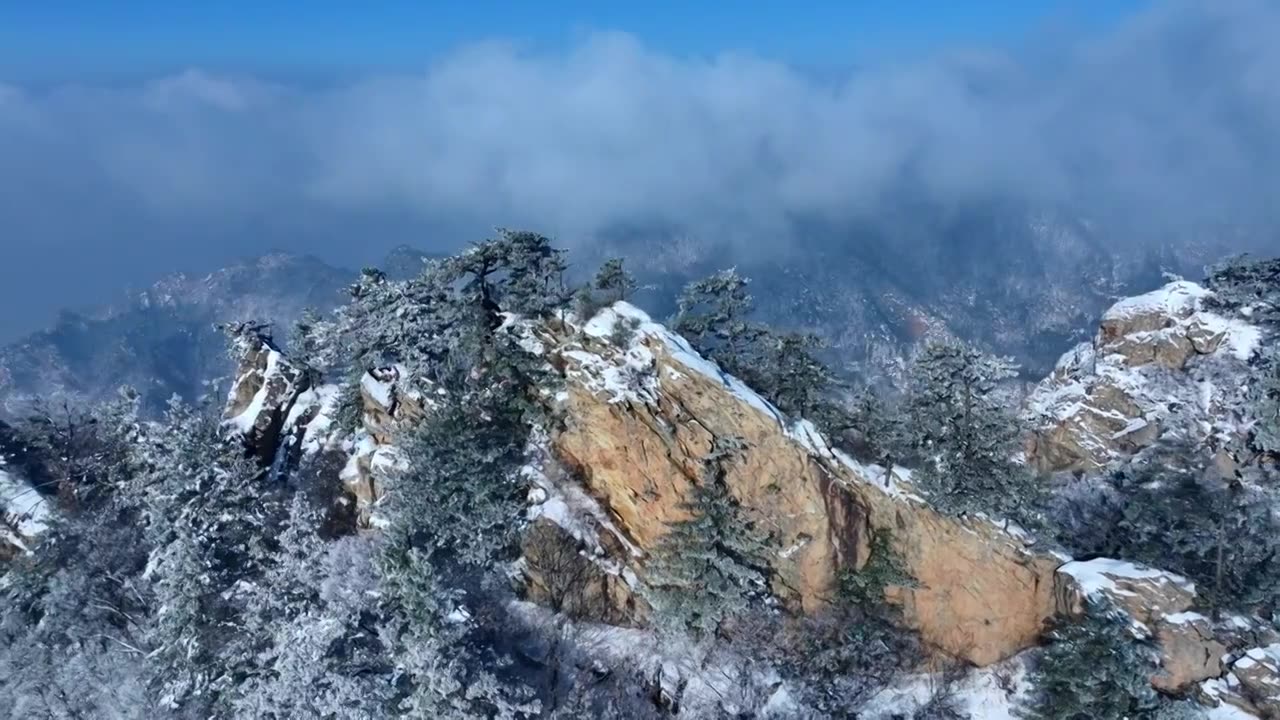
xmin=675 ymin=269 xmax=851 ymax=430
xmin=673 ymin=268 xmax=765 ymax=380
xmin=593 ymin=257 xmax=638 ymax=304
xmin=0 ymin=392 xmax=153 ymax=720
xmin=846 ymin=386 xmax=909 ymax=475
xmin=229 ymin=493 xmax=395 ymax=719
xmin=904 ymin=340 xmax=1036 ymax=522
xmin=499 ymin=229 xmax=570 ymax=318
xmin=1109 ymin=437 xmax=1280 ymax=616
xmin=375 ymin=390 xmax=542 ymax=718
xmin=135 ymin=397 xmax=288 ymax=717
xmin=1204 ymin=254 xmax=1280 ymax=324
xmin=757 ymin=331 xmax=840 ymax=419
xmin=1251 ymin=343 xmax=1280 ymax=455
xmin=642 ymin=437 xmax=774 ymax=640
xmin=364 ymin=254 xmax=553 ymax=717
xmin=1017 ymin=602 xmax=1162 ymax=720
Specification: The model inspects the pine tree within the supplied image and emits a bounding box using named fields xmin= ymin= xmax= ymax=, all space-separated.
xmin=674 ymin=269 xmax=850 ymax=429
xmin=847 ymin=386 xmax=908 ymax=474
xmin=593 ymin=257 xmax=638 ymax=304
xmin=1204 ymin=254 xmax=1280 ymax=323
xmin=673 ymin=269 xmax=765 ymax=379
xmin=1017 ymin=603 xmax=1161 ymax=720
xmin=643 ymin=438 xmax=774 ymax=639
xmin=286 ymin=306 xmax=324 ymax=371
xmin=904 ymin=341 xmax=1036 ymax=522
xmin=1251 ymin=344 xmax=1280 ymax=455
xmin=229 ymin=494 xmax=395 ymax=719
xmin=135 ymin=398 xmax=288 ymax=717
xmin=757 ymin=331 xmax=840 ymax=418
xmin=0 ymin=394 xmax=153 ymax=720
xmin=494 ymin=229 xmax=569 ymax=318
xmin=390 ymin=395 xmax=529 ymax=573
xmin=1109 ymin=438 xmax=1280 ymax=616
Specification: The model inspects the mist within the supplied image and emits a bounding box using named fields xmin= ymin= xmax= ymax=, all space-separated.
xmin=1 ymin=0 xmax=1279 ymax=341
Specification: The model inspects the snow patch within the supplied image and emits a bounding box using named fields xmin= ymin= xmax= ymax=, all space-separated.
xmin=0 ymin=466 xmax=49 ymax=539
xmin=223 ymin=349 xmax=283 ymax=435
xmin=360 ymin=368 xmax=395 ymax=410
xmin=786 ymin=419 xmax=926 ymax=503
xmin=861 ymin=657 xmax=1030 ymax=719
xmin=1058 ymin=557 xmax=1196 ymax=600
xmin=1163 ymin=611 xmax=1211 ymax=626
xmin=284 ymin=383 xmax=340 ymax=454
xmin=1102 ymin=281 xmax=1209 ymax=323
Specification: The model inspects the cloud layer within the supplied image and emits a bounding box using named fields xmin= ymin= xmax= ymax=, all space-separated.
xmin=2 ymin=0 xmax=1279 ymax=338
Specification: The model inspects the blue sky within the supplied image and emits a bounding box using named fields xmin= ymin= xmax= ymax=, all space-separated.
xmin=1 ymin=1 xmax=1147 ymax=80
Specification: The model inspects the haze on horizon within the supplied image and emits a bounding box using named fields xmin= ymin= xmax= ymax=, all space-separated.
xmin=1 ymin=0 xmax=1279 ymax=341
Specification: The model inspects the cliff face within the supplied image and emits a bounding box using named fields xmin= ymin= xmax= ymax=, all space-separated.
xmin=547 ymin=305 xmax=1061 ymax=666
xmin=1024 ymin=280 xmax=1262 ymax=474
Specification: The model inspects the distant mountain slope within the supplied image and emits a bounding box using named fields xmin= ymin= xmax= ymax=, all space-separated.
xmin=0 ymin=253 xmax=353 ymax=416
xmin=583 ymin=205 xmax=1240 ymax=380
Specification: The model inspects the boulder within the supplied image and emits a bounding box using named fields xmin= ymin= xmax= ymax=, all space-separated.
xmin=1201 ymin=644 xmax=1280 ymax=719
xmin=1056 ymin=558 xmax=1227 ymax=692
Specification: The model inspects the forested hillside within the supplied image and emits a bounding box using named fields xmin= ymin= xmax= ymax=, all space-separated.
xmin=2 ymin=234 xmax=1278 ymax=719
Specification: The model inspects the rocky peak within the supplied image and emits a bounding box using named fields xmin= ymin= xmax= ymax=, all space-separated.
xmin=1024 ymin=280 xmax=1262 ymax=474
xmin=216 ymin=292 xmax=1271 ymax=713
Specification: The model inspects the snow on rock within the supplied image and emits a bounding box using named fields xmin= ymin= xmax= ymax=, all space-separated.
xmin=1102 ymin=281 xmax=1210 ymax=324
xmin=1057 ymin=558 xmax=1196 ymax=620
xmin=519 ymin=429 xmax=648 ymax=624
xmin=787 ymin=419 xmax=927 ymax=504
xmin=224 ymin=347 xmax=283 ymax=436
xmin=1056 ymin=557 xmax=1233 ymax=693
xmin=1025 ymin=280 xmax=1262 ymax=474
xmin=282 ymin=383 xmax=340 ymax=455
xmin=1199 ymin=645 xmax=1280 ymax=719
xmin=359 ymin=369 xmax=395 ymax=411
xmin=1 ymin=464 xmax=48 ymax=557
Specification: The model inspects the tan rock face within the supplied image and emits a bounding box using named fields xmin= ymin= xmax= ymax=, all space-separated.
xmin=552 ymin=306 xmax=1061 ymax=666
xmin=520 ymin=519 xmax=647 ymax=627
xmin=1153 ymin=617 xmax=1228 ymax=693
xmin=223 ymin=328 xmax=311 ymax=465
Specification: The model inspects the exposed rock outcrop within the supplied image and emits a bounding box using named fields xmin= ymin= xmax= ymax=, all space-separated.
xmin=1202 ymin=644 xmax=1280 ymax=719
xmin=215 ymin=295 xmax=1260 ymax=694
xmin=1025 ymin=281 xmax=1262 ymax=474
xmin=337 ymin=365 xmax=426 ymax=526
xmin=1057 ymin=558 xmax=1228 ymax=693
xmin=549 ymin=305 xmax=1062 ymax=666
xmin=222 ymin=323 xmax=313 ymax=465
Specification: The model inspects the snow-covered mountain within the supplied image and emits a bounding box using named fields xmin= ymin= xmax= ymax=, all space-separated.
xmin=0 ymin=253 xmax=352 ymax=417
xmin=1 ymin=231 xmax=1276 ymax=717
xmin=587 ymin=206 xmax=1244 ymax=380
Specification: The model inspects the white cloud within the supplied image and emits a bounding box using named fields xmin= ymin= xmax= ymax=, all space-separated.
xmin=1 ymin=0 xmax=1279 ymax=337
